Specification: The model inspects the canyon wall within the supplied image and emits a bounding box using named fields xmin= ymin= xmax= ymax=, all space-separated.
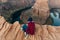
xmin=0 ymin=16 xmax=60 ymax=40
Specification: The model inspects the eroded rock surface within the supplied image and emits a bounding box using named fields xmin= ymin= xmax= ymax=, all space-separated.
xmin=21 ymin=0 xmax=49 ymax=24
xmin=0 ymin=16 xmax=60 ymax=40
xmin=0 ymin=0 xmax=35 ymax=22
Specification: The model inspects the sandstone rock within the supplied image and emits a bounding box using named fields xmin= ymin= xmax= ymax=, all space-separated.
xmin=1 ymin=0 xmax=8 ymax=2
xmin=0 ymin=16 xmax=6 ymax=29
xmin=0 ymin=0 xmax=35 ymax=24
xmin=0 ymin=16 xmax=60 ymax=40
xmin=33 ymin=0 xmax=49 ymax=24
xmin=49 ymin=0 xmax=60 ymax=8
xmin=21 ymin=0 xmax=49 ymax=24
xmin=1 ymin=0 xmax=35 ymax=10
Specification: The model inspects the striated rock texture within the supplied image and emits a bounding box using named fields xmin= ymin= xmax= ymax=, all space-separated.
xmin=0 ymin=16 xmax=60 ymax=40
xmin=1 ymin=0 xmax=35 ymax=9
xmin=0 ymin=0 xmax=35 ymax=23
xmin=21 ymin=0 xmax=49 ymax=24
xmin=0 ymin=0 xmax=50 ymax=24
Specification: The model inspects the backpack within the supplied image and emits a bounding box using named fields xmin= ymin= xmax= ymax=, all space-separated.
xmin=26 ymin=21 xmax=35 ymax=35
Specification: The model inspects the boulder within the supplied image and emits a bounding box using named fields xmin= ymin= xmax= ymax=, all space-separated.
xmin=21 ymin=0 xmax=49 ymax=24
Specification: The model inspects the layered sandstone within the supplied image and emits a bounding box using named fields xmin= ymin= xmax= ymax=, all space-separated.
xmin=0 ymin=16 xmax=60 ymax=40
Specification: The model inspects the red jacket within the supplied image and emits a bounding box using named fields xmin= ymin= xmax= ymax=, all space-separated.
xmin=26 ymin=21 xmax=35 ymax=35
